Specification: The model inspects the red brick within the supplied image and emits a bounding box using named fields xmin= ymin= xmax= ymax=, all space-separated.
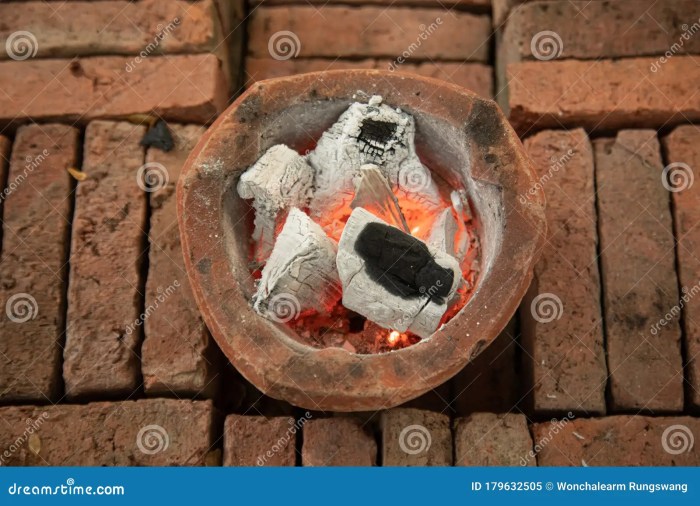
xmin=454 ymin=413 xmax=534 ymax=466
xmin=0 ymin=124 xmax=78 ymax=403
xmin=520 ymin=129 xmax=606 ymax=415
xmin=141 ymin=124 xmax=220 ymax=397
xmin=302 ymin=417 xmax=377 ymax=466
xmin=506 ymin=57 xmax=700 ymax=134
xmin=248 ymin=7 xmax=491 ymax=62
xmin=0 ymin=55 xmax=228 ymax=126
xmin=0 ymin=0 xmax=221 ymax=60
xmin=246 ymin=58 xmax=493 ymax=98
xmin=452 ymin=318 xmax=518 ymax=415
xmin=381 ymin=408 xmax=451 ymax=466
xmin=502 ymin=0 xmax=700 ymax=63
xmin=223 ymin=415 xmax=299 ymax=466
xmin=662 ymin=125 xmax=700 ymax=409
xmin=63 ymin=121 xmax=147 ymax=399
xmin=534 ymin=416 xmax=700 ymax=466
xmin=0 ymin=399 xmax=215 ymax=466
xmin=0 ymin=135 xmax=10 ymax=247
xmin=595 ymin=130 xmax=683 ymax=411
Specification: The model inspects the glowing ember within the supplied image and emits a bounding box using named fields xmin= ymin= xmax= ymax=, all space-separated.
xmin=388 ymin=330 xmax=401 ymax=346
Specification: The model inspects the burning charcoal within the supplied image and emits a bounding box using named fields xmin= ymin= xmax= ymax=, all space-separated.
xmin=427 ymin=208 xmax=469 ymax=262
xmin=238 ymin=145 xmax=315 ymax=263
xmin=351 ymin=164 xmax=409 ymax=233
xmin=253 ymin=208 xmax=341 ymax=322
xmin=451 ymin=189 xmax=473 ymax=222
xmin=337 ymin=207 xmax=461 ymax=338
xmin=140 ymin=119 xmax=175 ymax=152
xmin=355 ymin=222 xmax=453 ymax=304
xmin=308 ymin=95 xmax=442 ymax=219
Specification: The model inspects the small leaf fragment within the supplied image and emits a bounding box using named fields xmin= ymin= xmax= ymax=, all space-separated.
xmin=67 ymin=167 xmax=88 ymax=181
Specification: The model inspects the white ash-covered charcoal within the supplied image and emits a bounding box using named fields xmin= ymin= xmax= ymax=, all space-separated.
xmin=351 ymin=164 xmax=409 ymax=233
xmin=237 ymin=144 xmax=315 ymax=262
xmin=253 ymin=208 xmax=341 ymax=323
xmin=451 ymin=189 xmax=473 ymax=222
xmin=308 ymin=95 xmax=442 ymax=219
xmin=427 ymin=208 xmax=469 ymax=262
xmin=337 ymin=207 xmax=461 ymax=338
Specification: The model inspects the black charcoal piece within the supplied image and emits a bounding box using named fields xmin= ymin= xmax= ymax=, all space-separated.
xmin=355 ymin=222 xmax=453 ymax=303
xmin=140 ymin=119 xmax=175 ymax=152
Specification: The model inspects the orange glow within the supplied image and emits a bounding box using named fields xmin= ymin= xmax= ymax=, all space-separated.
xmin=388 ymin=330 xmax=401 ymax=346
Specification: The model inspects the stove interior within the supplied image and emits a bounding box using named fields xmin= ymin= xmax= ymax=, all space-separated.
xmin=227 ymin=94 xmax=492 ymax=355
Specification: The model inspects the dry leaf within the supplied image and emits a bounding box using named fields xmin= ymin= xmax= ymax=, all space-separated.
xmin=28 ymin=434 xmax=41 ymax=455
xmin=125 ymin=114 xmax=158 ymax=127
xmin=67 ymin=167 xmax=87 ymax=181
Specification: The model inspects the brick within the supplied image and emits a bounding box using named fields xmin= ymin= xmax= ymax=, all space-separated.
xmin=223 ymin=415 xmax=297 ymax=466
xmin=141 ymin=124 xmax=220 ymax=397
xmin=595 ymin=130 xmax=683 ymax=411
xmin=302 ymin=417 xmax=377 ymax=466
xmin=0 ymin=0 xmax=221 ymax=60
xmin=452 ymin=317 xmax=518 ymax=415
xmin=0 ymin=125 xmax=78 ymax=403
xmin=0 ymin=135 xmax=10 ymax=249
xmin=534 ymin=416 xmax=700 ymax=466
xmin=0 ymin=55 xmax=228 ymax=126
xmin=662 ymin=125 xmax=700 ymax=409
xmin=245 ymin=58 xmax=493 ymax=99
xmin=454 ymin=413 xmax=533 ymax=466
xmin=248 ymin=7 xmax=491 ymax=62
xmin=63 ymin=121 xmax=147 ymax=399
xmin=506 ymin=57 xmax=700 ymax=134
xmin=0 ymin=399 xmax=215 ymax=466
xmin=381 ymin=408 xmax=451 ymax=466
xmin=519 ymin=129 xmax=606 ymax=415
xmin=502 ymin=0 xmax=700 ymax=63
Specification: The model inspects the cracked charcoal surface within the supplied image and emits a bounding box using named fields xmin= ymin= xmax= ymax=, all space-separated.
xmin=354 ymin=222 xmax=453 ymax=304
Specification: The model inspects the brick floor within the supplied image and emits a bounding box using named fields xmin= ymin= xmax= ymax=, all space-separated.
xmin=1 ymin=0 xmax=700 ymax=467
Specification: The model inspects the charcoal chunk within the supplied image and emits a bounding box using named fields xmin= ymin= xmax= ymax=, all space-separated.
xmin=355 ymin=222 xmax=453 ymax=303
xmin=140 ymin=119 xmax=175 ymax=152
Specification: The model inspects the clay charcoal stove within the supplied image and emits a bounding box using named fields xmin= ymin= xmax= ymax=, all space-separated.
xmin=178 ymin=70 xmax=546 ymax=411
